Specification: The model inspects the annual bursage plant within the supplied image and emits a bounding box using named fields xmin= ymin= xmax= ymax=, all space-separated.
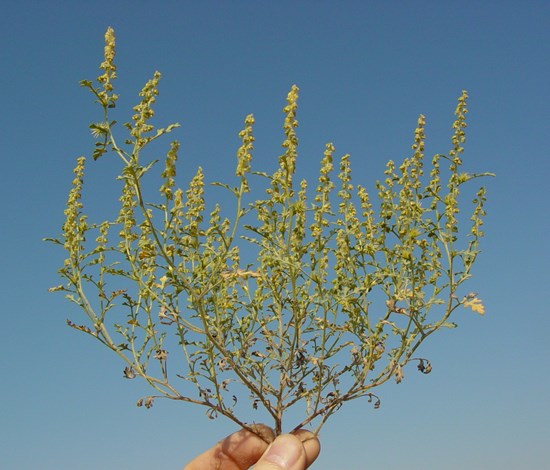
xmin=48 ymin=28 xmax=493 ymax=438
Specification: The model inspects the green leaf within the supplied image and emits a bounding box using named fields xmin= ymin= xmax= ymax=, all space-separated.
xmin=211 ymin=182 xmax=238 ymax=195
xmin=43 ymin=237 xmax=62 ymax=245
xmin=92 ymin=146 xmax=107 ymax=161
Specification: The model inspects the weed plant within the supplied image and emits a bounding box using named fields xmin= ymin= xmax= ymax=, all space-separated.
xmin=48 ymin=28 xmax=493 ymax=437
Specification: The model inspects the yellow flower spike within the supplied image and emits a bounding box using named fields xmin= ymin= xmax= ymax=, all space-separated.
xmin=236 ymin=114 xmax=255 ymax=182
xmin=97 ymin=27 xmax=117 ymax=107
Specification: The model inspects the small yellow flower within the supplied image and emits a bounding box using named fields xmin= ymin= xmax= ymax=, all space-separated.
xmin=158 ymin=275 xmax=168 ymax=289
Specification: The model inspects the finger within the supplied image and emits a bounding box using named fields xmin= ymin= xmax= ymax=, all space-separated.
xmin=253 ymin=432 xmax=320 ymax=470
xmin=184 ymin=425 xmax=275 ymax=470
xmin=291 ymin=430 xmax=321 ymax=468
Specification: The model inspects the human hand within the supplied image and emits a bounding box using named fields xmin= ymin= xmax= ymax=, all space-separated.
xmin=184 ymin=425 xmax=321 ymax=470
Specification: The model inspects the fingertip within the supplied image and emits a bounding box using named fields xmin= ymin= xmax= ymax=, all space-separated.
xmin=184 ymin=426 xmax=273 ymax=470
xmin=249 ymin=423 xmax=276 ymax=444
xmin=255 ymin=431 xmax=320 ymax=470
xmin=292 ymin=430 xmax=321 ymax=467
xmin=260 ymin=434 xmax=305 ymax=469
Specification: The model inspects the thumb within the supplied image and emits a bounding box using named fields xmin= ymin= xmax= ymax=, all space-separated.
xmin=253 ymin=433 xmax=318 ymax=470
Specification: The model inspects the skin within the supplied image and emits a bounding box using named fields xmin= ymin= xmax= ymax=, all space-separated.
xmin=184 ymin=425 xmax=321 ymax=470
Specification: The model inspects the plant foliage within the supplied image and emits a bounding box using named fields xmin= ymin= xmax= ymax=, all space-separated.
xmin=48 ymin=28 xmax=493 ymax=437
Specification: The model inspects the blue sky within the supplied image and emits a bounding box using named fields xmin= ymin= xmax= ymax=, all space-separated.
xmin=1 ymin=1 xmax=548 ymax=469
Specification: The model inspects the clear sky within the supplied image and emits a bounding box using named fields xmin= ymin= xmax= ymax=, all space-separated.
xmin=1 ymin=1 xmax=549 ymax=469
